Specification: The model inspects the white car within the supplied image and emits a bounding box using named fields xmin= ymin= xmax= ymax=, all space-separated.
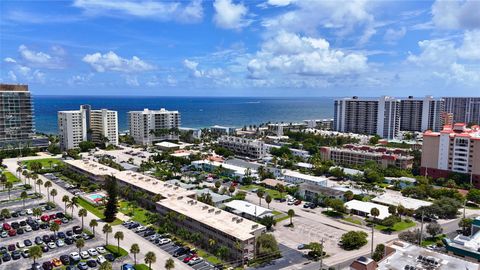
xmin=56 ymin=239 xmax=65 ymax=247
xmin=134 ymin=226 xmax=146 ymax=233
xmin=26 ymin=209 xmax=33 ymax=215
xmin=1 ymin=231 xmax=7 ymax=238
xmin=16 ymin=242 xmax=25 ymax=248
xmin=24 ymin=225 xmax=32 ymax=232
xmin=47 ymin=242 xmax=56 ymax=249
xmin=188 ymin=257 xmax=203 ymax=265
xmin=80 ymin=251 xmax=90 ymax=259
xmin=87 ymin=248 xmax=98 ymax=256
xmin=96 ymin=246 xmax=106 ymax=254
xmin=70 ymin=252 xmax=81 ymax=261
xmin=158 ymin=238 xmax=171 ymax=245
xmin=97 ymin=255 xmax=107 ymax=264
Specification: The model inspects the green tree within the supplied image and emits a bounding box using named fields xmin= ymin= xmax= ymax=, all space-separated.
xmin=29 ymin=161 xmax=42 ymax=173
xmin=256 ymin=234 xmax=280 ymax=260
xmin=36 ymin=179 xmax=43 ymax=194
xmin=277 ymin=184 xmax=285 ymax=199
xmin=165 ymin=258 xmax=175 ymax=270
xmin=426 ymin=222 xmax=443 ymax=238
xmin=5 ymin=182 xmax=13 ymax=200
xmin=50 ymin=221 xmax=60 ymax=234
xmin=62 ymin=195 xmax=70 ymax=215
xmin=90 ymin=219 xmax=98 ymax=236
xmin=144 ymin=251 xmax=157 ymax=270
xmin=259 ymin=215 xmax=276 ymax=230
xmin=29 ymin=245 xmax=43 ymax=264
xmin=388 ymin=205 xmax=397 ymax=216
xmin=459 ymin=218 xmax=474 ymax=235
xmin=216 ymin=245 xmax=229 ymax=260
xmin=288 ymin=209 xmax=295 ymax=226
xmin=103 ymin=224 xmax=112 ymax=246
xmin=32 ymin=207 xmax=42 ymax=219
xmin=265 ymin=194 xmax=272 ymax=209
xmin=325 ymin=198 xmax=345 ymax=213
xmin=78 ymin=208 xmax=88 ymax=229
xmin=1 ymin=209 xmax=10 ymax=218
xmin=130 ymin=244 xmax=140 ymax=265
xmin=370 ymin=208 xmax=380 ymax=256
xmin=307 ymin=242 xmax=325 ymax=259
xmin=76 ymin=238 xmax=85 ymax=253
xmin=372 ymin=244 xmax=385 ymax=262
xmin=257 ymin=189 xmax=265 ymax=206
xmin=44 ymin=181 xmax=52 ymax=202
xmin=340 ymin=231 xmax=368 ymax=250
xmin=79 ymin=141 xmax=96 ymax=152
xmin=114 ymin=231 xmax=124 ymax=253
xmin=103 ymin=176 xmax=119 ymax=222
xmin=99 ymin=262 xmax=113 ymax=270
xmin=20 ymin=191 xmax=28 ymax=207
xmin=50 ymin=188 xmax=58 ymax=203
xmin=343 ymin=190 xmax=354 ymax=201
xmin=467 ymin=189 xmax=480 ymax=204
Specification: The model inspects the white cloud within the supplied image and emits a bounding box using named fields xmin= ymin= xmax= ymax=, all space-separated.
xmin=7 ymin=71 xmax=17 ymax=82
xmin=73 ymin=0 xmax=203 ymax=23
xmin=166 ymin=75 xmax=177 ymax=86
xmin=125 ymin=75 xmax=140 ymax=86
xmin=82 ymin=51 xmax=154 ymax=73
xmin=213 ymin=0 xmax=250 ymax=29
xmin=457 ymin=30 xmax=480 ymax=60
xmin=183 ymin=59 xmax=202 ymax=77
xmin=407 ymin=39 xmax=457 ymax=67
xmin=68 ymin=73 xmax=94 ymax=85
xmin=18 ymin=45 xmax=64 ymax=69
xmin=434 ymin=63 xmax=480 ymax=84
xmin=17 ymin=66 xmax=32 ymax=76
xmin=247 ymin=31 xmax=368 ymax=79
xmin=266 ymin=0 xmax=294 ymax=7
xmin=183 ymin=59 xmax=225 ymax=78
xmin=4 ymin=57 xmax=16 ymax=63
xmin=384 ymin=27 xmax=406 ymax=44
xmin=432 ymin=0 xmax=480 ymax=29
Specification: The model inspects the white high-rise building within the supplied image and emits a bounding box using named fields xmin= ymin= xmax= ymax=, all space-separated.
xmin=58 ymin=106 xmax=118 ymax=150
xmin=128 ymin=108 xmax=180 ymax=145
xmin=399 ymin=96 xmax=444 ymax=132
xmin=443 ymin=97 xmax=480 ymax=125
xmin=334 ymin=96 xmax=400 ymax=139
xmin=58 ymin=108 xmax=87 ymax=150
xmin=90 ymin=109 xmax=119 ymax=146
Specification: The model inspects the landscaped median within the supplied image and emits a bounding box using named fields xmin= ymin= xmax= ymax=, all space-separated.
xmin=77 ymin=196 xmax=123 ymax=225
xmin=105 ymin=244 xmax=129 ymax=258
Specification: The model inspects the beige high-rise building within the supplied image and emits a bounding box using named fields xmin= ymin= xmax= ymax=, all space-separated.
xmin=128 ymin=108 xmax=180 ymax=145
xmin=421 ymin=123 xmax=480 ymax=187
xmin=90 ymin=109 xmax=118 ymax=146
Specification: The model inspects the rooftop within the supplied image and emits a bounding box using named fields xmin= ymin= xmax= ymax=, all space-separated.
xmin=224 ymin=200 xmax=273 ymax=218
xmin=195 ymin=189 xmax=231 ymax=204
xmin=378 ymin=241 xmax=479 ymax=270
xmin=192 ymin=160 xmax=257 ymax=176
xmin=157 ymin=197 xmax=265 ymax=241
xmin=372 ymin=193 xmax=432 ymax=210
xmin=155 ymin=141 xmax=180 ymax=148
xmin=129 ymin=108 xmax=179 ymax=114
xmin=282 ymin=169 xmax=328 ymax=184
xmin=65 ymin=159 xmax=120 ymax=176
xmin=424 ymin=124 xmax=480 ymax=140
xmin=345 ymin=200 xmax=390 ymax=219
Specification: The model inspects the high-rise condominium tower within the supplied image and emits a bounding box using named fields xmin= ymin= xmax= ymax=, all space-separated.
xmin=334 ymin=96 xmax=400 ymax=139
xmin=399 ymin=96 xmax=444 ymax=132
xmin=128 ymin=108 xmax=180 ymax=145
xmin=443 ymin=97 xmax=480 ymax=125
xmin=0 ymin=84 xmax=35 ymax=147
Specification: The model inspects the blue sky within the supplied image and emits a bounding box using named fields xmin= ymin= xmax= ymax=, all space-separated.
xmin=0 ymin=0 xmax=479 ymax=97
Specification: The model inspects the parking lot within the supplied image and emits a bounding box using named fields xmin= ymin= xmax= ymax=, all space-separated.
xmin=122 ymin=221 xmax=221 ymax=270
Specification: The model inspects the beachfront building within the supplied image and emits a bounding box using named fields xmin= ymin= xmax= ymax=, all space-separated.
xmin=421 ymin=123 xmax=480 ymax=187
xmin=319 ymin=144 xmax=414 ymax=169
xmin=58 ymin=106 xmax=118 ymax=150
xmin=334 ymin=96 xmax=401 ymax=139
xmin=304 ymin=119 xmax=334 ymax=130
xmin=210 ymin=125 xmax=236 ymax=135
xmin=217 ymin=136 xmax=266 ymax=159
xmin=0 ymin=84 xmax=37 ymax=148
xmin=128 ymin=108 xmax=180 ymax=145
xmin=267 ymin=122 xmax=307 ymax=136
xmin=281 ymin=169 xmax=328 ymax=186
xmin=444 ymin=97 xmax=480 ymax=125
xmin=399 ymin=96 xmax=444 ymax=132
xmin=179 ymin=127 xmax=202 ymax=140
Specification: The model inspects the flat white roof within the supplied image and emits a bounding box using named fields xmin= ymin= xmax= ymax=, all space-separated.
xmin=157 ymin=197 xmax=265 ymax=241
xmin=282 ymin=169 xmax=327 ymax=183
xmin=345 ymin=200 xmax=390 ymax=219
xmin=65 ymin=159 xmax=120 ymax=176
xmin=155 ymin=141 xmax=180 ymax=148
xmin=224 ymin=200 xmax=273 ymax=218
xmin=192 ymin=160 xmax=256 ymax=176
xmin=372 ymin=193 xmax=432 ymax=210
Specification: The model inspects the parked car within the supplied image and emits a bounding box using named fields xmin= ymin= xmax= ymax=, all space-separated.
xmin=42 ymin=261 xmax=53 ymax=270
xmin=87 ymin=248 xmax=98 ymax=256
xmin=51 ymin=258 xmax=62 ymax=267
xmin=86 ymin=259 xmax=97 ymax=267
xmin=80 ymin=251 xmax=90 ymax=259
xmin=96 ymin=246 xmax=106 ymax=254
xmin=60 ymin=254 xmax=70 ymax=265
xmin=69 ymin=252 xmax=81 ymax=262
xmin=122 ymin=264 xmax=135 ymax=270
xmin=188 ymin=257 xmax=203 ymax=265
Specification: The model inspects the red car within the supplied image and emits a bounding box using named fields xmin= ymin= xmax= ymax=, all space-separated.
xmin=52 ymin=219 xmax=62 ymax=225
xmin=49 ymin=214 xmax=57 ymax=220
xmin=3 ymin=223 xmax=11 ymax=230
xmin=294 ymin=200 xmax=302 ymax=205
xmin=41 ymin=215 xmax=50 ymax=222
xmin=183 ymin=254 xmax=197 ymax=263
xmin=8 ymin=229 xmax=16 ymax=237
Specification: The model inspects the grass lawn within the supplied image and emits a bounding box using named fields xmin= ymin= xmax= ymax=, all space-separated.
xmin=275 ymin=215 xmax=290 ymax=222
xmin=421 ymin=235 xmax=446 ymax=247
xmin=3 ymin=171 xmax=20 ymax=183
xmin=197 ymin=249 xmax=222 ymax=265
xmin=272 ymin=210 xmax=283 ymax=216
xmin=134 ymin=264 xmax=150 ymax=270
xmin=343 ymin=216 xmax=363 ymax=225
xmin=375 ymin=220 xmax=416 ymax=232
xmin=105 ymin=244 xmax=128 ymax=258
xmin=77 ymin=197 xmax=122 ymax=225
xmin=119 ymin=201 xmax=153 ymax=224
xmin=23 ymin=158 xmax=63 ymax=169
xmin=240 ymin=184 xmax=283 ymax=199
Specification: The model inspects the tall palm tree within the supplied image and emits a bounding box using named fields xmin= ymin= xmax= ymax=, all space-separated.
xmin=89 ymin=219 xmax=98 ymax=236
xmin=144 ymin=251 xmax=156 ymax=270
xmin=103 ymin=224 xmax=112 ymax=246
xmin=62 ymin=195 xmax=70 ymax=215
xmin=257 ymin=189 xmax=265 ymax=206
xmin=78 ymin=208 xmax=88 ymax=229
xmin=5 ymin=182 xmax=13 ymax=200
xmin=22 ymin=170 xmax=29 ymax=185
xmin=20 ymin=191 xmax=28 ymax=207
xmin=114 ymin=231 xmax=124 ymax=253
xmin=50 ymin=189 xmax=58 ymax=203
xmin=165 ymin=258 xmax=175 ymax=270
xmin=50 ymin=222 xmax=60 ymax=234
xmin=36 ymin=179 xmax=43 ymax=194
xmin=76 ymin=238 xmax=85 ymax=253
xmin=130 ymin=244 xmax=140 ymax=265
xmin=265 ymin=194 xmax=272 ymax=209
xmin=370 ymin=207 xmax=380 ymax=257
xmin=44 ymin=181 xmax=52 ymax=202
xmin=288 ymin=209 xmax=295 ymax=226
xmin=16 ymin=167 xmax=23 ymax=180
xmin=29 ymin=245 xmax=43 ymax=265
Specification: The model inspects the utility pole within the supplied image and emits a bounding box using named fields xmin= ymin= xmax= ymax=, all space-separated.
xmin=371 ymin=223 xmax=374 ymax=257
xmin=419 ymin=210 xmax=424 ymax=245
xmin=320 ymin=238 xmax=324 ymax=270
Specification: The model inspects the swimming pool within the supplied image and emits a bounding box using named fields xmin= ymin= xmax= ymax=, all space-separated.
xmin=83 ymin=192 xmax=106 ymax=204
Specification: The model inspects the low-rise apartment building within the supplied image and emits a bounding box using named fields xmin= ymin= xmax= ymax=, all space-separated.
xmin=210 ymin=125 xmax=236 ymax=135
xmin=217 ymin=136 xmax=266 ymax=159
xmin=421 ymin=123 xmax=480 ymax=187
xmin=281 ymin=169 xmax=328 ymax=186
xmin=319 ymin=144 xmax=414 ymax=169
xmin=191 ymin=160 xmax=257 ymax=180
xmin=263 ymin=144 xmax=310 ymax=159
xmin=304 ymin=119 xmax=334 ymax=130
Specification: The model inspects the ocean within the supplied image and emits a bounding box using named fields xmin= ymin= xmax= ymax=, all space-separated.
xmin=33 ymin=96 xmax=335 ymax=134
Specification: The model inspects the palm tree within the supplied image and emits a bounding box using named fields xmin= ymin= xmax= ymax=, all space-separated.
xmin=277 ymin=184 xmax=285 ymax=199
xmin=228 ymin=185 xmax=236 ymax=196
xmin=29 ymin=245 xmax=43 ymax=264
xmin=32 ymin=207 xmax=42 ymax=219
xmin=50 ymin=189 xmax=58 ymax=203
xmin=16 ymin=167 xmax=23 ymax=180
xmin=370 ymin=207 xmax=380 ymax=257
xmin=208 ymin=238 xmax=216 ymax=249
xmin=99 ymin=262 xmax=113 ymax=270
xmin=44 ymin=181 xmax=52 ymax=202
xmin=78 ymin=208 xmax=88 ymax=229
xmin=144 ymin=251 xmax=156 ymax=270
xmin=288 ymin=209 xmax=295 ymax=226
xmin=5 ymin=182 xmax=13 ymax=200
xmin=165 ymin=258 xmax=175 ymax=270
xmin=20 ymin=191 xmax=28 ymax=207
xmin=130 ymin=244 xmax=140 ymax=265
xmin=50 ymin=222 xmax=60 ymax=234
xmin=265 ymin=194 xmax=272 ymax=209
xmin=114 ymin=231 xmax=124 ymax=253
xmin=22 ymin=170 xmax=29 ymax=185
xmin=257 ymin=189 xmax=265 ymax=206
xmin=36 ymin=179 xmax=43 ymax=194
xmin=103 ymin=224 xmax=112 ymax=246
xmin=89 ymin=219 xmax=98 ymax=236
xmin=68 ymin=196 xmax=79 ymax=217
xmin=0 ymin=174 xmax=7 ymax=191
xmin=76 ymin=238 xmax=85 ymax=253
